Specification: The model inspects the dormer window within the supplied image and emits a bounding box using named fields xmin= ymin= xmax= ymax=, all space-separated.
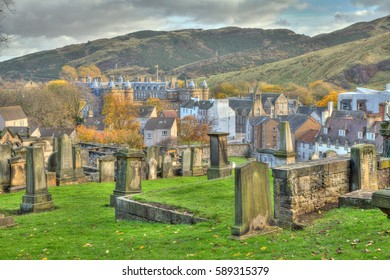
xmin=339 ymin=129 xmax=346 ymax=137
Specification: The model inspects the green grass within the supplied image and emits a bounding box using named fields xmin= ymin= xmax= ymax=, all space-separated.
xmin=0 ymin=157 xmax=389 ymax=260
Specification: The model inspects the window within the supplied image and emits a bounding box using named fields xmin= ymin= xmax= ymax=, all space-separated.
xmin=146 ymin=133 xmax=152 ymax=139
xmin=339 ymin=129 xmax=346 ymax=137
xmin=366 ymin=133 xmax=375 ymax=140
xmin=162 ymin=130 xmax=168 ymax=136
xmin=323 ymin=127 xmax=328 ymax=134
xmin=358 ymin=131 xmax=363 ymax=139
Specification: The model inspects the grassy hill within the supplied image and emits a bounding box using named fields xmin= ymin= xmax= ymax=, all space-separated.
xmin=0 ymin=15 xmax=389 ymax=82
xmin=202 ymin=32 xmax=390 ymax=90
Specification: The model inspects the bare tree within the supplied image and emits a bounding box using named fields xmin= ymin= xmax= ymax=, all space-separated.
xmin=0 ymin=0 xmax=14 ymax=45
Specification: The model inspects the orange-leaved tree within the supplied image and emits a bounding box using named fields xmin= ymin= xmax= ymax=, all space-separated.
xmin=316 ymin=90 xmax=339 ymax=107
xmin=178 ymin=115 xmax=209 ymax=147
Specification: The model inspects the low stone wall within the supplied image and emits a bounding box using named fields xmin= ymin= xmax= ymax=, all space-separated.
xmin=115 ymin=196 xmax=207 ymax=224
xmin=272 ymin=156 xmax=351 ymax=229
xmin=177 ymin=143 xmax=250 ymax=160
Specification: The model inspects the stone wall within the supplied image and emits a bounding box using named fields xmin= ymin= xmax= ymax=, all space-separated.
xmin=115 ymin=197 xmax=206 ymax=224
xmin=378 ymin=158 xmax=390 ymax=189
xmin=272 ymin=156 xmax=350 ymax=229
xmin=177 ymin=143 xmax=250 ymax=160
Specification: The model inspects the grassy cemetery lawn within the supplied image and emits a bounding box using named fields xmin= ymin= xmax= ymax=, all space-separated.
xmin=0 ymin=157 xmax=389 ymax=260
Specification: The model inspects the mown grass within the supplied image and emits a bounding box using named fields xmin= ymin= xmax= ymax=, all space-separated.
xmin=0 ymin=157 xmax=389 ymax=260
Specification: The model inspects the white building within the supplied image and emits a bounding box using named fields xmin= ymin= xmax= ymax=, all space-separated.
xmin=208 ymin=99 xmax=236 ymax=140
xmin=338 ymin=84 xmax=390 ymax=113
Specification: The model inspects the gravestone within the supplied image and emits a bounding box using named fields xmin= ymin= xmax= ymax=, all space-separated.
xmin=180 ymin=148 xmax=192 ymax=176
xmin=110 ymin=149 xmax=144 ymax=207
xmin=148 ymin=158 xmax=157 ymax=180
xmin=20 ymin=146 xmax=55 ymax=213
xmin=207 ymin=132 xmax=232 ymax=180
xmin=232 ymin=160 xmax=276 ymax=238
xmin=9 ymin=156 xmax=26 ymax=192
xmin=161 ymin=154 xmax=174 ymax=178
xmin=274 ymin=121 xmax=296 ymax=165
xmin=80 ymin=149 xmax=89 ymax=167
xmin=0 ymin=144 xmax=12 ymax=193
xmin=191 ymin=147 xmax=203 ymax=176
xmin=380 ymin=120 xmax=390 ymax=157
xmin=350 ymin=144 xmax=378 ymax=191
xmin=56 ymin=135 xmax=74 ymax=185
xmin=99 ymin=155 xmax=115 ymax=182
xmin=72 ymin=145 xmax=85 ymax=180
xmin=0 ymin=213 xmax=15 ymax=228
xmin=47 ymin=151 xmax=58 ymax=172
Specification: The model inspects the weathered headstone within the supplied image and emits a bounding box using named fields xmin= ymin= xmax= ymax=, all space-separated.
xmin=148 ymin=158 xmax=157 ymax=180
xmin=207 ymin=132 xmax=232 ymax=180
xmin=161 ymin=154 xmax=174 ymax=178
xmin=191 ymin=147 xmax=204 ymax=176
xmin=99 ymin=155 xmax=115 ymax=182
xmin=110 ymin=149 xmax=144 ymax=207
xmin=232 ymin=160 xmax=276 ymax=238
xmin=380 ymin=120 xmax=390 ymax=157
xmin=180 ymin=148 xmax=192 ymax=176
xmin=9 ymin=156 xmax=26 ymax=192
xmin=56 ymin=135 xmax=74 ymax=185
xmin=72 ymin=145 xmax=85 ymax=180
xmin=350 ymin=144 xmax=378 ymax=191
xmin=0 ymin=144 xmax=12 ymax=193
xmin=20 ymin=146 xmax=55 ymax=213
xmin=371 ymin=188 xmax=390 ymax=218
xmin=274 ymin=121 xmax=296 ymax=165
xmin=0 ymin=213 xmax=15 ymax=228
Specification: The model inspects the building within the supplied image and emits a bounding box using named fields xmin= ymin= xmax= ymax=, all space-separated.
xmin=296 ymin=129 xmax=320 ymax=161
xmin=137 ymin=106 xmax=158 ymax=133
xmin=0 ymin=106 xmax=28 ymax=130
xmin=246 ymin=116 xmax=279 ymax=149
xmin=297 ymin=101 xmax=333 ymax=125
xmin=338 ymin=84 xmax=390 ymax=113
xmin=159 ymin=110 xmax=178 ymax=120
xmin=316 ymin=110 xmax=383 ymax=157
xmin=143 ymin=117 xmax=177 ymax=147
xmin=207 ymin=99 xmax=236 ymax=139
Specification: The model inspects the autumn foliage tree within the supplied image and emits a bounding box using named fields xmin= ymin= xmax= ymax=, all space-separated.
xmin=77 ymin=94 xmax=144 ymax=149
xmin=316 ymin=90 xmax=339 ymax=107
xmin=178 ymin=115 xmax=209 ymax=146
xmin=59 ymin=65 xmax=78 ymax=81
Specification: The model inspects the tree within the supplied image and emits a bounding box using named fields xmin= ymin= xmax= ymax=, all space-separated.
xmin=178 ymin=115 xmax=209 ymax=146
xmin=211 ymin=82 xmax=240 ymax=98
xmin=316 ymin=90 xmax=339 ymax=107
xmin=77 ymin=64 xmax=102 ymax=78
xmin=59 ymin=65 xmax=78 ymax=81
xmin=0 ymin=0 xmax=14 ymax=45
xmin=144 ymin=97 xmax=169 ymax=115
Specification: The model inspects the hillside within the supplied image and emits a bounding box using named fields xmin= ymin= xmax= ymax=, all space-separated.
xmin=0 ymin=15 xmax=389 ymax=82
xmin=202 ymin=32 xmax=390 ymax=90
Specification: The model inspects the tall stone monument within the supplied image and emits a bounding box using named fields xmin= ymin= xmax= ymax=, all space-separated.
xmin=110 ymin=149 xmax=144 ymax=207
xmin=20 ymin=146 xmax=54 ymax=213
xmin=274 ymin=121 xmax=296 ymax=165
xmin=0 ymin=144 xmax=12 ymax=193
xmin=380 ymin=120 xmax=390 ymax=157
xmin=232 ymin=160 xmax=276 ymax=238
xmin=56 ymin=134 xmax=74 ymax=185
xmin=207 ymin=132 xmax=231 ymax=180
xmin=350 ymin=144 xmax=378 ymax=191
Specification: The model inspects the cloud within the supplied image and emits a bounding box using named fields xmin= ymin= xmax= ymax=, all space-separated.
xmin=351 ymin=0 xmax=390 ymax=12
xmin=275 ymin=18 xmax=291 ymax=27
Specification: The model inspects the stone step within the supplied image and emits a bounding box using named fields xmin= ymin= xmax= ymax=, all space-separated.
xmin=338 ymin=190 xmax=375 ymax=209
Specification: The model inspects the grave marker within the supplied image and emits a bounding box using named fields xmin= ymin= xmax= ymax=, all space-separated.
xmin=207 ymin=132 xmax=231 ymax=180
xmin=350 ymin=144 xmax=378 ymax=191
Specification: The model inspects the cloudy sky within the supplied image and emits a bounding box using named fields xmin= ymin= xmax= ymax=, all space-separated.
xmin=0 ymin=0 xmax=389 ymax=62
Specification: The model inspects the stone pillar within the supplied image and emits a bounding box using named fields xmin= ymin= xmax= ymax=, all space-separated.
xmin=274 ymin=121 xmax=296 ymax=165
xmin=380 ymin=120 xmax=390 ymax=157
xmin=9 ymin=156 xmax=26 ymax=192
xmin=99 ymin=155 xmax=115 ymax=182
xmin=0 ymin=144 xmax=12 ymax=193
xmin=350 ymin=144 xmax=378 ymax=191
xmin=232 ymin=160 xmax=275 ymax=237
xmin=56 ymin=135 xmax=74 ymax=185
xmin=20 ymin=146 xmax=54 ymax=213
xmin=110 ymin=149 xmax=144 ymax=207
xmin=207 ymin=132 xmax=231 ymax=180
xmin=180 ymin=148 xmax=192 ymax=176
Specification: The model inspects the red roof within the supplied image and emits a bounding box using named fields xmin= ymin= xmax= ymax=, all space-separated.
xmin=161 ymin=110 xmax=178 ymax=119
xmin=297 ymin=129 xmax=320 ymax=143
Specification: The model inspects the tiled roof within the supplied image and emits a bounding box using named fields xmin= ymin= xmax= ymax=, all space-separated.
xmin=39 ymin=127 xmax=76 ymax=138
xmin=138 ymin=106 xmax=156 ymax=118
xmin=84 ymin=116 xmax=105 ymax=131
xmin=144 ymin=117 xmax=176 ymax=131
xmin=161 ymin=110 xmax=178 ymax=119
xmin=279 ymin=114 xmax=310 ymax=132
xmin=297 ymin=129 xmax=320 ymax=143
xmin=0 ymin=106 xmax=27 ymax=121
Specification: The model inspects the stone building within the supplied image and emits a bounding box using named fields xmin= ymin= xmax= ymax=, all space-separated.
xmin=246 ymin=116 xmax=279 ymax=149
xmin=143 ymin=117 xmax=177 ymax=147
xmin=0 ymin=106 xmax=28 ymax=130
